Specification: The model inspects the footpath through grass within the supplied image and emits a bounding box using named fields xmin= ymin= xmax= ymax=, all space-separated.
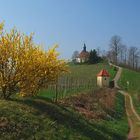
xmin=118 ymin=68 xmax=140 ymax=115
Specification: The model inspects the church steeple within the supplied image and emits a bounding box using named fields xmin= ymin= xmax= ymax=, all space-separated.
xmin=83 ymin=43 xmax=86 ymax=52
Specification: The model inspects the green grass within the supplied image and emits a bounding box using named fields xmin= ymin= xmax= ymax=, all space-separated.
xmin=95 ymin=93 xmax=128 ymax=140
xmin=118 ymin=68 xmax=140 ymax=115
xmin=0 ymin=63 xmax=127 ymax=140
xmin=38 ymin=87 xmax=92 ymax=100
xmin=38 ymin=63 xmax=117 ymax=100
xmin=67 ymin=62 xmax=116 ymax=80
xmin=0 ymin=92 xmax=128 ymax=140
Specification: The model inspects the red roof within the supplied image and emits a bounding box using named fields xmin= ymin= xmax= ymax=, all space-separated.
xmin=79 ymin=50 xmax=89 ymax=58
xmin=97 ymin=69 xmax=110 ymax=77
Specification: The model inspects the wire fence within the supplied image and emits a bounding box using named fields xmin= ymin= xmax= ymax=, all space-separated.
xmin=39 ymin=76 xmax=97 ymax=101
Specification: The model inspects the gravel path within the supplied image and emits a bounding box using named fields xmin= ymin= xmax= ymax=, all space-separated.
xmin=112 ymin=64 xmax=140 ymax=140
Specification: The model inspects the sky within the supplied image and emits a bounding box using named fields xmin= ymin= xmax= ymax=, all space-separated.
xmin=0 ymin=0 xmax=140 ymax=59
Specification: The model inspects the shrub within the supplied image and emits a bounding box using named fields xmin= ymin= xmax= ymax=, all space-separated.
xmin=0 ymin=22 xmax=67 ymax=99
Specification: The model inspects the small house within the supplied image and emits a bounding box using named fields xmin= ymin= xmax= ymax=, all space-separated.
xmin=97 ymin=69 xmax=110 ymax=87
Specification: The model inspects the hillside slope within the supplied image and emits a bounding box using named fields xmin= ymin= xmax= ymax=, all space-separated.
xmin=118 ymin=68 xmax=140 ymax=115
xmin=0 ymin=89 xmax=128 ymax=140
xmin=0 ymin=63 xmax=128 ymax=140
xmin=39 ymin=63 xmax=117 ymax=99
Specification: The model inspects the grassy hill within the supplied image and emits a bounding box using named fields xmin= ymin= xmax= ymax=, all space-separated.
xmin=118 ymin=68 xmax=140 ymax=115
xmin=66 ymin=62 xmax=116 ymax=80
xmin=0 ymin=63 xmax=128 ymax=140
xmin=0 ymin=89 xmax=128 ymax=140
xmin=38 ymin=63 xmax=117 ymax=100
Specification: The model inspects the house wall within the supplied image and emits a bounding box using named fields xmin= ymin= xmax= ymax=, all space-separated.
xmin=97 ymin=77 xmax=102 ymax=87
xmin=76 ymin=58 xmax=81 ymax=63
xmin=81 ymin=58 xmax=85 ymax=63
xmin=97 ymin=76 xmax=109 ymax=87
xmin=76 ymin=57 xmax=89 ymax=63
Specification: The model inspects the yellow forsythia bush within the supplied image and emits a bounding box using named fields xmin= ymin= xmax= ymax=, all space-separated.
xmin=0 ymin=22 xmax=68 ymax=99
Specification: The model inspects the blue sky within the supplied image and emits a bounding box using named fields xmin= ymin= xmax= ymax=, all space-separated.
xmin=0 ymin=0 xmax=140 ymax=59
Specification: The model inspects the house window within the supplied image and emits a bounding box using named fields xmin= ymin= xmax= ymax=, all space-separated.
xmin=104 ymin=77 xmax=106 ymax=80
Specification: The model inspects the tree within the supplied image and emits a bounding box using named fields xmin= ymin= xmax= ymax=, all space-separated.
xmin=107 ymin=50 xmax=115 ymax=63
xmin=72 ymin=50 xmax=79 ymax=63
xmin=88 ymin=49 xmax=102 ymax=64
xmin=128 ymin=46 xmax=139 ymax=69
xmin=119 ymin=44 xmax=127 ymax=64
xmin=109 ymin=35 xmax=122 ymax=64
xmin=96 ymin=47 xmax=100 ymax=56
xmin=0 ymin=22 xmax=67 ymax=99
xmin=123 ymin=45 xmax=128 ymax=65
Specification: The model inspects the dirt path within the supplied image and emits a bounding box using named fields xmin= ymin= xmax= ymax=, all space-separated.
xmin=112 ymin=64 xmax=140 ymax=140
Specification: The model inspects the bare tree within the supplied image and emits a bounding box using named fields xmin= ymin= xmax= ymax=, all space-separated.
xmin=96 ymin=47 xmax=100 ymax=56
xmin=135 ymin=55 xmax=140 ymax=70
xmin=72 ymin=50 xmax=79 ymax=62
xmin=128 ymin=46 xmax=139 ymax=69
xmin=109 ymin=35 xmax=122 ymax=64
xmin=124 ymin=45 xmax=128 ymax=65
xmin=119 ymin=44 xmax=127 ymax=64
xmin=107 ymin=50 xmax=115 ymax=63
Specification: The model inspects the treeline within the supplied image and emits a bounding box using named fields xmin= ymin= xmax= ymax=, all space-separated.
xmin=107 ymin=35 xmax=140 ymax=71
xmin=72 ymin=35 xmax=140 ymax=71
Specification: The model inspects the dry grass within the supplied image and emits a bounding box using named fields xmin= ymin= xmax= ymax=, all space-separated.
xmin=59 ymin=88 xmax=117 ymax=120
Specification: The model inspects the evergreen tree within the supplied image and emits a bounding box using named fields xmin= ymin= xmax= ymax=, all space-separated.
xmin=88 ymin=49 xmax=102 ymax=64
